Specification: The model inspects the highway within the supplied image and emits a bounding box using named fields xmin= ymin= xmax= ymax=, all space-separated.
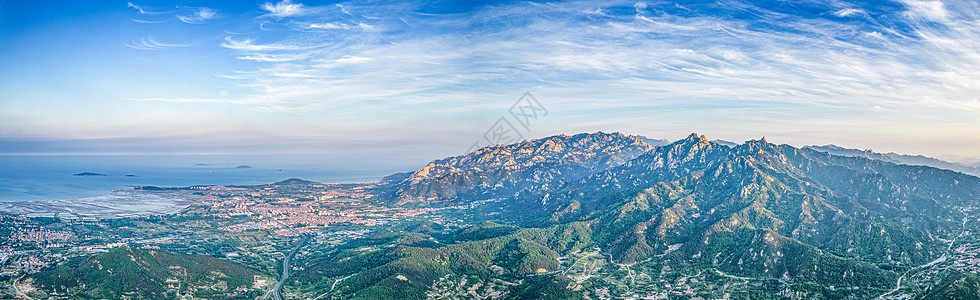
xmin=263 ymin=236 xmax=308 ymax=300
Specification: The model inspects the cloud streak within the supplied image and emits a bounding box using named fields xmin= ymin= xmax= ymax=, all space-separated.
xmin=126 ymin=3 xmax=215 ymax=24
xmin=121 ymin=0 xmax=980 ymax=156
xmin=187 ymin=1 xmax=973 ymax=109
xmin=124 ymin=37 xmax=190 ymax=50
xmin=220 ymin=37 xmax=312 ymax=51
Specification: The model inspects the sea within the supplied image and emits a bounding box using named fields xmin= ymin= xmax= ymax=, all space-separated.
xmin=0 ymin=154 xmax=422 ymax=202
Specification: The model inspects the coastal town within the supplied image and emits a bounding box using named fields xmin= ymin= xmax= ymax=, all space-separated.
xmin=0 ymin=179 xmax=478 ymax=299
xmin=4 ymin=177 xmax=980 ymax=299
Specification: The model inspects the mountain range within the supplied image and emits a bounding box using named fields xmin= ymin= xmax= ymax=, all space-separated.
xmin=805 ymin=144 xmax=980 ymax=176
xmin=339 ymin=132 xmax=980 ymax=299
xmin=29 ymin=131 xmax=980 ymax=299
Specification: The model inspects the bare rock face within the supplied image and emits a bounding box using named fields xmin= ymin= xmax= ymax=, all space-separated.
xmin=381 ymin=132 xmax=657 ymax=205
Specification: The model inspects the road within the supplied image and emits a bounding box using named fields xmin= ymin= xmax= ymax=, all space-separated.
xmin=262 ymin=236 xmax=308 ymax=300
xmin=875 ymin=215 xmax=969 ymax=299
xmin=12 ymin=275 xmax=34 ymax=300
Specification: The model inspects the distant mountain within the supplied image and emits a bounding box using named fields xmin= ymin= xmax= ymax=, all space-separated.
xmin=362 ymin=132 xmax=980 ymax=299
xmin=637 ymin=136 xmax=671 ymax=147
xmin=379 ymin=132 xmax=656 ymax=205
xmin=32 ymin=247 xmax=261 ymax=299
xmin=273 ymin=178 xmax=321 ymax=186
xmin=711 ymin=139 xmax=739 ymax=147
xmin=806 ymin=144 xmax=980 ymax=176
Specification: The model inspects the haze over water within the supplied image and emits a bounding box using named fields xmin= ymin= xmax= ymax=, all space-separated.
xmin=0 ymin=154 xmax=419 ymax=202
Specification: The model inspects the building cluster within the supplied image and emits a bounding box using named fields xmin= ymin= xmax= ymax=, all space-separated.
xmin=950 ymin=241 xmax=980 ymax=273
xmin=192 ymin=183 xmax=446 ymax=237
xmin=8 ymin=227 xmax=73 ymax=246
xmin=18 ymin=255 xmax=47 ymax=274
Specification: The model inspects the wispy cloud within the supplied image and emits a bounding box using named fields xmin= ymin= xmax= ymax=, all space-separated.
xmin=124 ymin=0 xmax=980 ymax=155
xmin=127 ymin=2 xmax=147 ymax=14
xmin=262 ymin=0 xmax=305 ymax=18
xmin=124 ymin=37 xmax=190 ymax=50
xmin=309 ymin=22 xmax=353 ymax=30
xmin=220 ymin=37 xmax=311 ymax=51
xmin=126 ymin=2 xmax=169 ymax=15
xmin=237 ymin=53 xmax=311 ymax=62
xmin=130 ymin=18 xmax=169 ymax=24
xmin=178 ymin=7 xmax=217 ymax=24
xmin=127 ymin=3 xmax=213 ymax=24
xmin=833 ymin=8 xmax=865 ymax=17
xmin=899 ymin=0 xmax=949 ymax=21
xmin=133 ymin=0 xmax=977 ymax=113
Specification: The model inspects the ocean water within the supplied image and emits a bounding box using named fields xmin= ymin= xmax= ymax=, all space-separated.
xmin=0 ymin=154 xmax=421 ymax=202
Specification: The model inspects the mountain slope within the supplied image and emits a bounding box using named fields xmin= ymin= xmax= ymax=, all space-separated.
xmin=508 ymin=133 xmax=735 ymax=224
xmin=379 ymin=132 xmax=656 ymax=205
xmin=32 ymin=247 xmax=261 ymax=299
xmin=295 ymin=223 xmax=593 ymax=299
xmin=356 ymin=132 xmax=980 ymax=299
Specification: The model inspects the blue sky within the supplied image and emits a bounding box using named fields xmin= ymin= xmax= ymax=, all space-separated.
xmin=1 ymin=0 xmax=979 ymax=162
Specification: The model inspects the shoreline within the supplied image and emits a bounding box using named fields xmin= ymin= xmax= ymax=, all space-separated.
xmin=0 ymin=190 xmax=198 ymax=220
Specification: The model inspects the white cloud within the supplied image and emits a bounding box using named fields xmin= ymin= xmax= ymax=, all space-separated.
xmin=357 ymin=23 xmax=379 ymax=31
xmin=899 ymin=0 xmax=949 ymax=21
xmin=309 ymin=22 xmax=353 ymax=30
xmin=127 ymin=2 xmax=146 ymax=14
xmin=220 ymin=37 xmax=311 ymax=51
xmin=634 ymin=2 xmax=647 ymax=14
xmin=126 ymin=2 xmax=172 ymax=17
xmin=864 ymin=31 xmax=886 ymax=39
xmin=130 ymin=0 xmax=980 ymax=157
xmin=131 ymin=18 xmax=169 ymax=24
xmin=833 ymin=8 xmax=864 ymax=17
xmin=237 ymin=53 xmax=310 ymax=62
xmin=336 ymin=56 xmax=373 ymax=64
xmin=262 ymin=0 xmax=304 ymax=18
xmin=337 ymin=4 xmax=353 ymax=16
xmin=178 ymin=7 xmax=216 ymax=24
xmin=124 ymin=37 xmax=190 ymax=50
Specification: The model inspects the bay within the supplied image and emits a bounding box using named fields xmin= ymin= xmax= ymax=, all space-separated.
xmin=0 ymin=154 xmax=418 ymax=202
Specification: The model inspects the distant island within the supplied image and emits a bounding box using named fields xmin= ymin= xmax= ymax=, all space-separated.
xmin=73 ymin=172 xmax=106 ymax=176
xmin=235 ymin=165 xmax=253 ymax=169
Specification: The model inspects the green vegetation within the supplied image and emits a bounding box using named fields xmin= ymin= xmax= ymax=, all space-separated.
xmin=509 ymin=274 xmax=582 ymax=300
xmin=295 ymin=222 xmax=593 ymax=299
xmin=32 ymin=247 xmax=260 ymax=299
xmin=8 ymin=132 xmax=980 ymax=299
xmin=922 ymin=271 xmax=980 ymax=300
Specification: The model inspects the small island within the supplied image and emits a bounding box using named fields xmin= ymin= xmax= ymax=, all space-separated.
xmin=235 ymin=165 xmax=253 ymax=169
xmin=73 ymin=172 xmax=107 ymax=176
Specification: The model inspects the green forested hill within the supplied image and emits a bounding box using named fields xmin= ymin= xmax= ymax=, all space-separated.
xmin=32 ymin=247 xmax=261 ymax=299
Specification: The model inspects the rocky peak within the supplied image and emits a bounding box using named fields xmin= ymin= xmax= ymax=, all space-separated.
xmin=380 ymin=131 xmax=658 ymax=204
xmin=736 ymin=137 xmax=780 ymax=155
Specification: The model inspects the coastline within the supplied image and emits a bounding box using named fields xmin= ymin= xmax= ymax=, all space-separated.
xmin=0 ymin=190 xmax=198 ymax=220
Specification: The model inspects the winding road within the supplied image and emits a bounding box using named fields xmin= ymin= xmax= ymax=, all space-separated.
xmin=875 ymin=215 xmax=969 ymax=299
xmin=263 ymin=236 xmax=308 ymax=300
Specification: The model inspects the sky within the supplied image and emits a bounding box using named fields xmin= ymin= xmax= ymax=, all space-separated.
xmin=1 ymin=0 xmax=979 ymax=163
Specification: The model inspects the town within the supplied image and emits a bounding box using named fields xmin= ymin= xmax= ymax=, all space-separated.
xmin=0 ymin=179 xmax=478 ymax=299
